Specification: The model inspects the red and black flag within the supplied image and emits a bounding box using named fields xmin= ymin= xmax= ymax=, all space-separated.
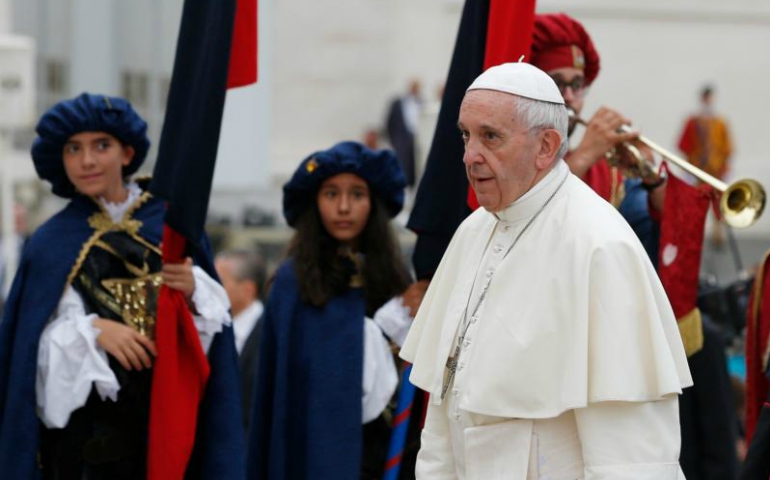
xmin=147 ymin=0 xmax=257 ymax=478
xmin=407 ymin=0 xmax=536 ymax=279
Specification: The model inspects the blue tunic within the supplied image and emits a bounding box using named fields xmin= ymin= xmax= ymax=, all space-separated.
xmin=247 ymin=260 xmax=365 ymax=479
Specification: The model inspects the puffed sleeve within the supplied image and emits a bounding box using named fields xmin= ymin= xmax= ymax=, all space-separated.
xmin=373 ymin=296 xmax=413 ymax=347
xmin=36 ymin=285 xmax=120 ymax=428
xmin=362 ymin=317 xmax=398 ymax=423
xmin=190 ymin=265 xmax=232 ymax=353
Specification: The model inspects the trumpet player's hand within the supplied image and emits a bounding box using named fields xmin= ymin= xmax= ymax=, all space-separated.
xmin=567 ymin=107 xmax=639 ymax=178
xmin=615 ymin=140 xmax=654 ymax=171
xmin=614 ymin=140 xmax=667 ymax=212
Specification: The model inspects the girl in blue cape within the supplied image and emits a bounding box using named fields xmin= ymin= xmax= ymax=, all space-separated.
xmin=0 ymin=93 xmax=245 ymax=479
xmin=247 ymin=141 xmax=416 ymax=479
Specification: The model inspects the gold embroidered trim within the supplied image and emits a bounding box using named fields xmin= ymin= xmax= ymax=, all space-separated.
xmin=79 ymin=273 xmax=124 ymax=318
xmin=678 ymin=307 xmax=704 ymax=357
xmin=102 ymin=273 xmax=163 ymax=339
xmin=64 ymin=190 xmax=155 ymax=290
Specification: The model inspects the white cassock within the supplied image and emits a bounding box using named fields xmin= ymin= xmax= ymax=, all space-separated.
xmin=401 ymin=160 xmax=693 ymax=480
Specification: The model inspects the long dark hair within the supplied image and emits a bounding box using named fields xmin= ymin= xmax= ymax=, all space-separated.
xmin=288 ymin=196 xmax=411 ymax=316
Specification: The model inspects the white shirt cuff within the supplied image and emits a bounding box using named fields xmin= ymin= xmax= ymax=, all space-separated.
xmin=36 ymin=287 xmax=120 ymax=428
xmin=191 ymin=265 xmax=232 ymax=353
xmin=373 ymin=296 xmax=413 ymax=348
xmin=362 ymin=317 xmax=398 ymax=423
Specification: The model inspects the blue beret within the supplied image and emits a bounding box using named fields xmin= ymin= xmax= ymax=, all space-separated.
xmin=283 ymin=141 xmax=407 ymax=226
xmin=31 ymin=93 xmax=150 ymax=198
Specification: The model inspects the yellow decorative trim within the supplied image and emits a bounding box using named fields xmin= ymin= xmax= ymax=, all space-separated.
xmin=64 ymin=190 xmax=155 ymax=290
xmin=78 ymin=273 xmax=124 ymax=318
xmin=678 ymin=308 xmax=704 ymax=357
xmin=102 ymin=273 xmax=163 ymax=339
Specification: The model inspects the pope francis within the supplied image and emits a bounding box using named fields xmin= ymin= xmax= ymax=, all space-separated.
xmin=400 ymin=62 xmax=693 ymax=479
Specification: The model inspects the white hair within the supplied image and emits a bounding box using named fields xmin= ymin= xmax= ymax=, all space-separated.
xmin=511 ymin=96 xmax=569 ymax=160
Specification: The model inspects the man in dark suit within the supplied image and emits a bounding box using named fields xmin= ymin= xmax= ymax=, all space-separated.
xmin=386 ymin=79 xmax=422 ymax=187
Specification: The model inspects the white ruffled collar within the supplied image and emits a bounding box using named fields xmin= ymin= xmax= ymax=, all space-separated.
xmin=98 ymin=182 xmax=143 ymax=223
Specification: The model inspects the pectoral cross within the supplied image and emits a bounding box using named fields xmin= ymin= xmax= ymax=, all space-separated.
xmin=441 ymin=340 xmax=463 ymax=400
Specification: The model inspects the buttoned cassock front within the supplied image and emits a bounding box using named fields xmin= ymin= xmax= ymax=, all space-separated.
xmin=401 ymin=161 xmax=692 ymax=479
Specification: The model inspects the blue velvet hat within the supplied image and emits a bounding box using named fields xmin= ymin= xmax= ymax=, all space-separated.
xmin=283 ymin=141 xmax=407 ymax=226
xmin=31 ymin=93 xmax=150 ymax=198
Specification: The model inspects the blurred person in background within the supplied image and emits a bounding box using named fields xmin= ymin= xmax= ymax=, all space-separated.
xmin=362 ymin=127 xmax=381 ymax=150
xmin=386 ymin=79 xmax=423 ymax=187
xmin=215 ymin=248 xmax=266 ymax=430
xmin=215 ymin=249 xmax=266 ymax=355
xmin=678 ymin=85 xmax=733 ymax=248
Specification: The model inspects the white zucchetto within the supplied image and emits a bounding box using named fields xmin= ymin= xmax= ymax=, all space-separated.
xmin=467 ymin=62 xmax=565 ymax=105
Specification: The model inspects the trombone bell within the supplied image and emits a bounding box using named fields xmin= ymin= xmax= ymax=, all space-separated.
xmin=721 ymin=179 xmax=766 ymax=228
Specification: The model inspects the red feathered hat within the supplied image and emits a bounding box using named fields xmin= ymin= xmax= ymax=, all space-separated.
xmin=530 ymin=13 xmax=600 ymax=86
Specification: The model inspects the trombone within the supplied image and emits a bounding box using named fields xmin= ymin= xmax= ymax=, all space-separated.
xmin=567 ymin=109 xmax=766 ymax=228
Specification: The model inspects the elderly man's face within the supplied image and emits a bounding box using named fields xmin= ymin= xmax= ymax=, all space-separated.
xmin=458 ymin=90 xmax=543 ymax=212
